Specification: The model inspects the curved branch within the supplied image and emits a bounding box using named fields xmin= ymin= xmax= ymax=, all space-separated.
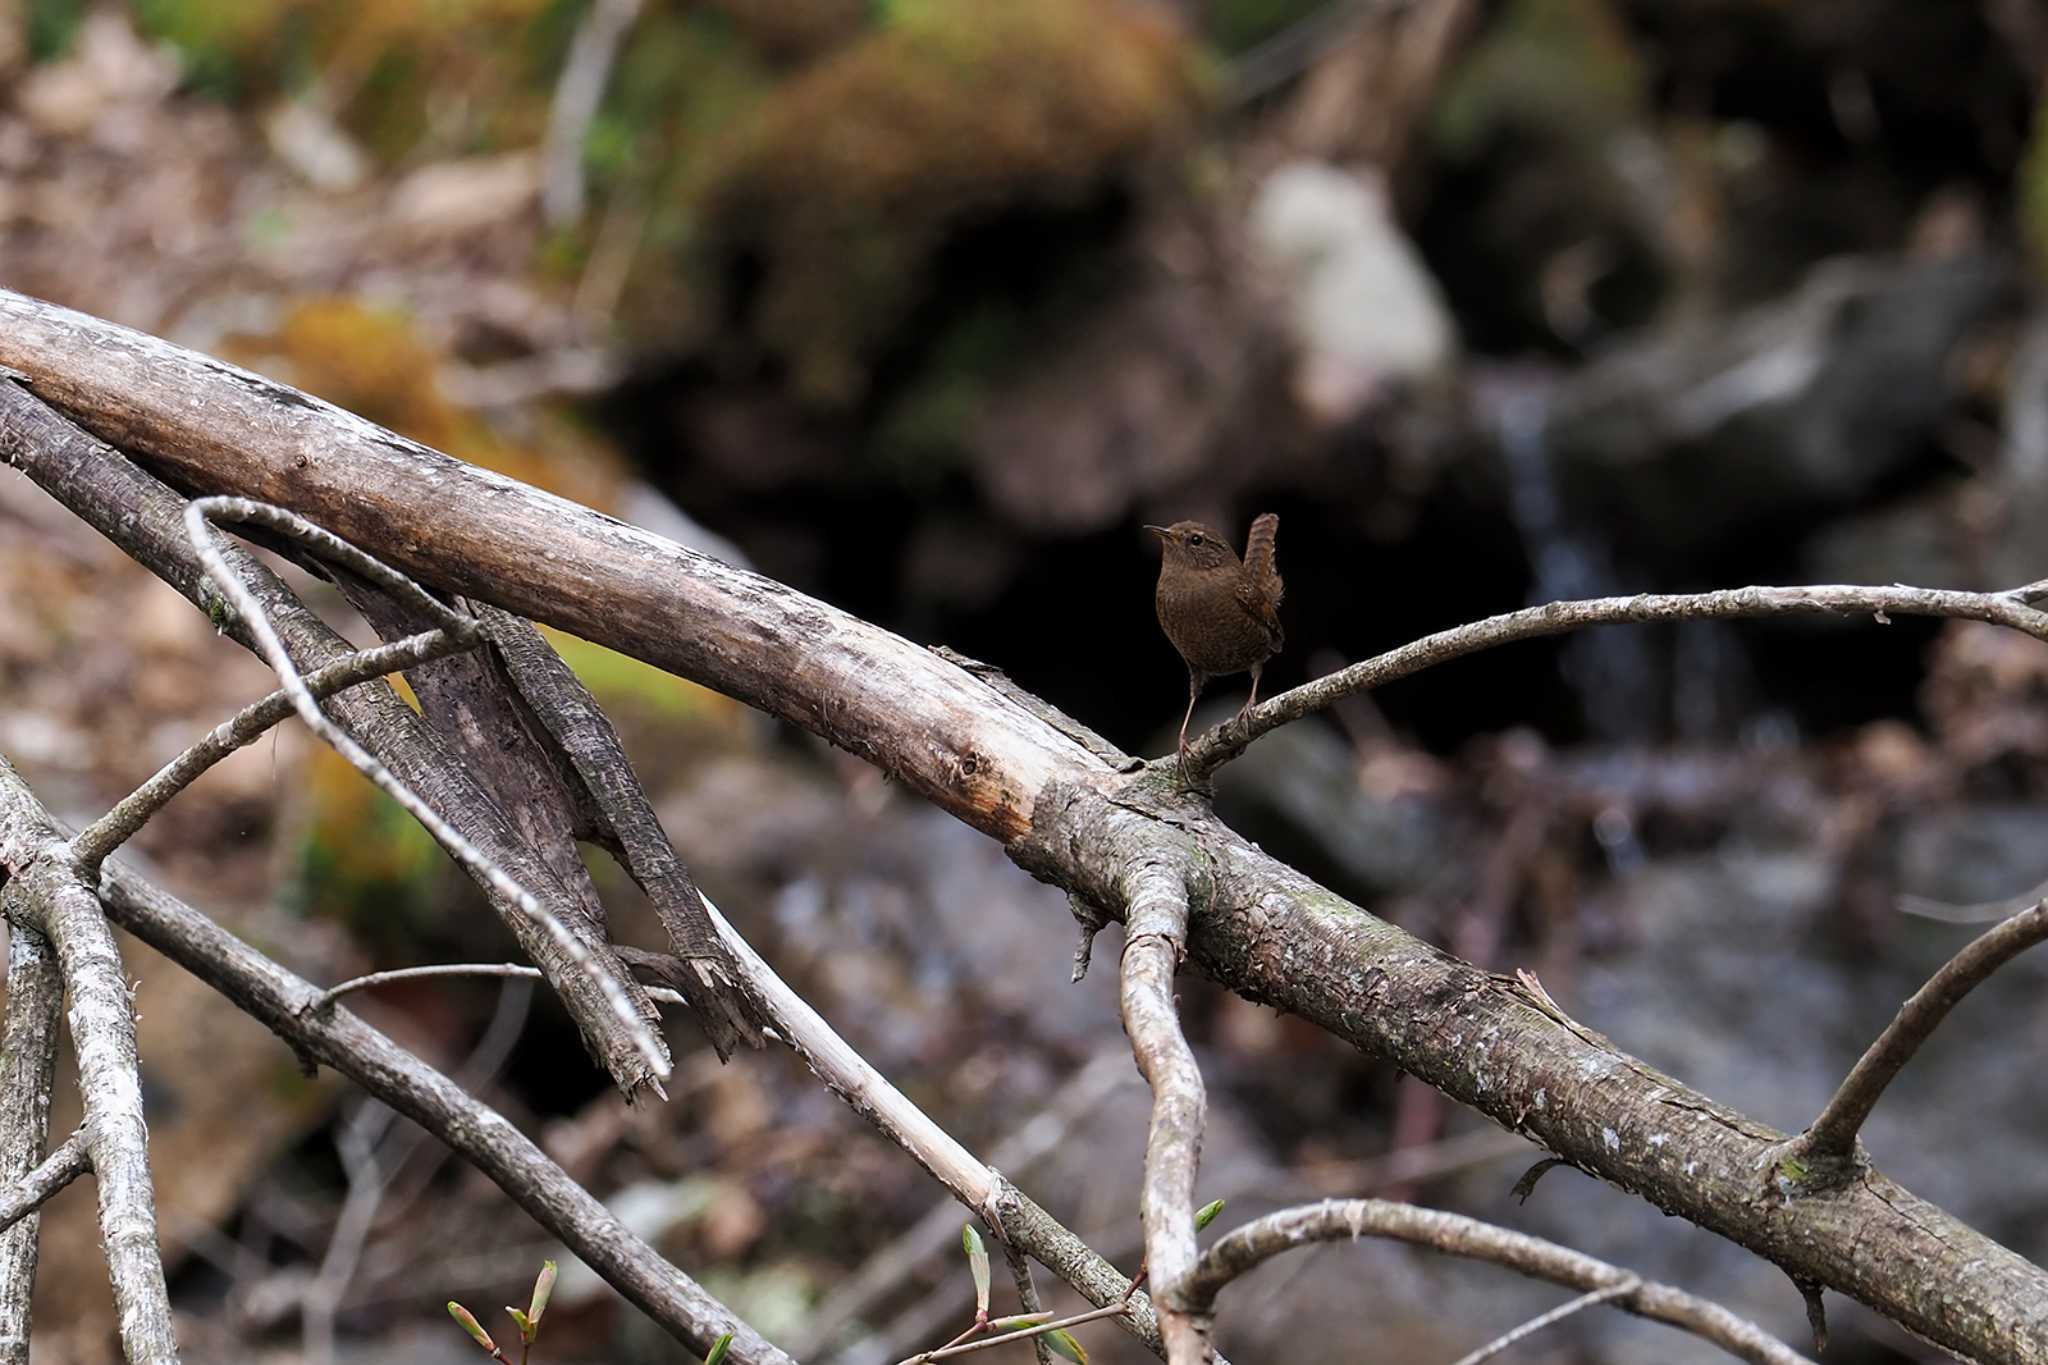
xmin=1166 ymin=1200 xmax=1810 ymax=1365
xmin=1788 ymin=900 xmax=2048 ymax=1172
xmin=308 ymin=962 xmax=688 ymax=1012
xmin=1184 ymin=584 xmax=2048 ymax=777
xmin=1116 ymin=855 xmax=1207 ymax=1364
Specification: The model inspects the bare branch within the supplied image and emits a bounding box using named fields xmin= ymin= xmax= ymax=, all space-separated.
xmin=1184 ymin=583 xmax=2048 ymax=778
xmin=0 ymin=1130 xmax=89 ymax=1239
xmin=1787 ymin=899 xmax=2048 ymax=1173
xmin=1447 ymin=1279 xmax=1638 ymax=1365
xmin=310 ymin=962 xmax=688 ymax=1012
xmin=0 ymin=925 xmax=64 ymax=1365
xmin=1166 ymin=1200 xmax=1811 ymax=1365
xmin=71 ymin=625 xmax=479 ymax=874
xmin=1116 ymin=857 xmax=1207 ymax=1364
xmin=25 ymin=860 xmax=179 ymax=1361
xmin=182 ymin=495 xmax=669 ymax=1089
xmin=6 ymin=293 xmax=2046 ymax=1360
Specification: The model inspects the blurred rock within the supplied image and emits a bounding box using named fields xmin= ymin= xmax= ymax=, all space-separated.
xmin=390 ymin=152 xmax=540 ymax=240
xmin=263 ymin=99 xmax=370 ymax=192
xmin=15 ymin=12 xmax=179 ymax=138
xmin=1546 ymin=252 xmax=2018 ymax=565
xmin=1214 ymin=713 xmax=1466 ymax=904
xmin=1248 ymin=160 xmax=1458 ymax=423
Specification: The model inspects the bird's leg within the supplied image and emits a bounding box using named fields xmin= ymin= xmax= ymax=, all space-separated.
xmin=1176 ymin=670 xmax=1204 ymax=782
xmin=1236 ymin=663 xmax=1263 ymax=722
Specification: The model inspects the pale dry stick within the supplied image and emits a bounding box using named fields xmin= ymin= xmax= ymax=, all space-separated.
xmin=1447 ymin=1279 xmax=1638 ymax=1365
xmin=181 ymin=496 xmax=668 ymax=1087
xmin=0 ymin=1130 xmax=89 ymax=1239
xmin=18 ymin=861 xmax=179 ymax=1362
xmin=1185 ymin=582 xmax=2048 ymax=777
xmin=695 ymin=890 xmax=996 ymax=1222
xmin=0 ymin=925 xmax=63 ymax=1365
xmin=1166 ymin=1201 xmax=1810 ymax=1365
xmin=1787 ymin=899 xmax=2048 ymax=1174
xmin=1116 ymin=855 xmax=1206 ymax=1365
xmin=312 ymin=962 xmax=688 ymax=1011
xmin=70 ymin=625 xmax=481 ymax=875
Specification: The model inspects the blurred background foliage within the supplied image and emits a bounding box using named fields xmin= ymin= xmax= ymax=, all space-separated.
xmin=7 ymin=1 xmax=2048 ymax=1362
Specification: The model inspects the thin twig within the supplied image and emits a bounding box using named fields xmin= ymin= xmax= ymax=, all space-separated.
xmin=310 ymin=962 xmax=687 ymax=1012
xmin=1166 ymin=1200 xmax=1810 ymax=1365
xmin=1447 ymin=1278 xmax=1638 ymax=1365
xmin=1788 ymin=900 xmax=2048 ymax=1170
xmin=71 ymin=625 xmax=480 ymax=875
xmin=0 ymin=1130 xmax=89 ymax=1242
xmin=903 ymin=1303 xmax=1131 ymax=1363
xmin=182 ymin=496 xmax=668 ymax=1088
xmin=1117 ymin=854 xmax=1206 ymax=1365
xmin=33 ymin=864 xmax=180 ymax=1360
xmin=1184 ymin=582 xmax=2048 ymax=778
xmin=998 ymin=1235 xmax=1056 ymax=1365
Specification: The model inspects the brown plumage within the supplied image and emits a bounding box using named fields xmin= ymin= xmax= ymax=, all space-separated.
xmin=1146 ymin=514 xmax=1284 ymax=779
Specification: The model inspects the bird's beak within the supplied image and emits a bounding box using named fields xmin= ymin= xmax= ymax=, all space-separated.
xmin=1143 ymin=525 xmax=1169 ymax=539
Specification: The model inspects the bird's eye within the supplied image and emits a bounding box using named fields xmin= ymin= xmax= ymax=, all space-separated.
xmin=1189 ymin=533 xmax=1205 ymax=545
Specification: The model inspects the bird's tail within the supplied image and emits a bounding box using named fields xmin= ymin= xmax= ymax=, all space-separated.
xmin=1244 ymin=512 xmax=1283 ymax=605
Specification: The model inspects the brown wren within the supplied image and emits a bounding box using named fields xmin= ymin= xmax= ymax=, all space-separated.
xmin=1146 ymin=514 xmax=1284 ymax=780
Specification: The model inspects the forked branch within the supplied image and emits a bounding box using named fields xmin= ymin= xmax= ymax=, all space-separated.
xmin=1164 ymin=1200 xmax=1811 ymax=1365
xmin=1787 ymin=899 xmax=2048 ymax=1173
